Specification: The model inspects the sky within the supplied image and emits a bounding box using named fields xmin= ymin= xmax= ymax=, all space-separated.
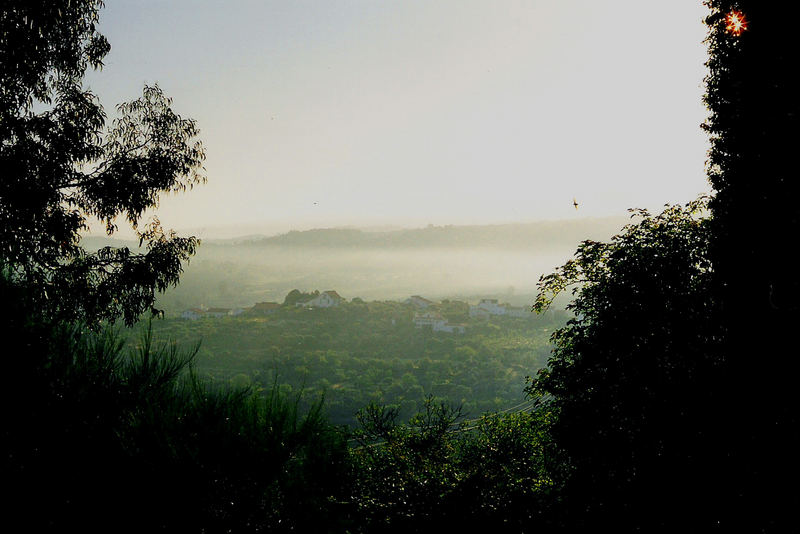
xmin=86 ymin=1 xmax=712 ymax=238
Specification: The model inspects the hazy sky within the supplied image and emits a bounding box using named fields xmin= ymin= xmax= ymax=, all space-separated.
xmin=86 ymin=1 xmax=711 ymax=238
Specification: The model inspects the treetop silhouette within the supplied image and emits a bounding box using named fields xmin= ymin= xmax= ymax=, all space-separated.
xmin=1 ymin=0 xmax=205 ymax=324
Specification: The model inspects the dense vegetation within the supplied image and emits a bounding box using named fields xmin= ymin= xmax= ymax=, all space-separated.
xmin=702 ymin=2 xmax=800 ymax=527
xmin=529 ymin=198 xmax=723 ymax=530
xmin=348 ymin=400 xmax=562 ymax=532
xmin=133 ymin=299 xmax=567 ymax=426
xmin=1 ymin=276 xmax=351 ymax=532
xmin=2 ymin=270 xmax=565 ymax=532
xmin=0 ymin=0 xmax=204 ymax=325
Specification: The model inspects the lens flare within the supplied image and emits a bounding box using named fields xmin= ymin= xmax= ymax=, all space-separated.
xmin=725 ymin=10 xmax=747 ymax=36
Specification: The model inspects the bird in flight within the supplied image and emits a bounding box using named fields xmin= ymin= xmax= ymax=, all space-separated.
xmin=573 ymin=197 xmax=579 ymax=210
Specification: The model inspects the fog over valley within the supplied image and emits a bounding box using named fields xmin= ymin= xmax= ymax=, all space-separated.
xmin=83 ymin=216 xmax=627 ymax=313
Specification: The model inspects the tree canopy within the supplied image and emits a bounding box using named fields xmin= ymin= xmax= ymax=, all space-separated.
xmin=702 ymin=2 xmax=800 ymax=527
xmin=523 ymin=3 xmax=800 ymax=529
xmin=1 ymin=0 xmax=205 ymax=324
xmin=529 ymin=199 xmax=727 ymax=530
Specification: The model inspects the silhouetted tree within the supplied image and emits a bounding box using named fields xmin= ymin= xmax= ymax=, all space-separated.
xmin=1 ymin=0 xmax=205 ymax=325
xmin=1 ymin=4 xmax=359 ymax=533
xmin=529 ymin=200 xmax=726 ymax=531
xmin=703 ymin=2 xmax=800 ymax=528
xmin=0 ymin=273 xmax=353 ymax=533
xmin=526 ymin=4 xmax=800 ymax=530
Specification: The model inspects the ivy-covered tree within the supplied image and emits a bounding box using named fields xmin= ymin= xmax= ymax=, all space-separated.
xmin=1 ymin=0 xmax=205 ymax=324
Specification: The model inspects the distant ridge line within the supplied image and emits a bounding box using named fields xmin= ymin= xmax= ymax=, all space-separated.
xmin=243 ymin=216 xmax=629 ymax=250
xmin=79 ymin=216 xmax=630 ymax=250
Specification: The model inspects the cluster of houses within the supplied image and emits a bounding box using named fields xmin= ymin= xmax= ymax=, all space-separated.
xmin=412 ymin=311 xmax=466 ymax=334
xmin=468 ymin=298 xmax=529 ymax=318
xmin=181 ymin=292 xmax=528 ymax=335
xmin=404 ymin=295 xmax=466 ymax=333
xmin=295 ymin=290 xmax=345 ymax=308
xmin=404 ymin=296 xmax=529 ymax=334
xmin=403 ymin=295 xmax=527 ymax=318
xmin=180 ymin=306 xmax=246 ymax=320
xmin=180 ymin=290 xmax=346 ymax=320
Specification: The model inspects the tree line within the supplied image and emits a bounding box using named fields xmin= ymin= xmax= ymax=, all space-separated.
xmin=133 ymin=299 xmax=565 ymax=427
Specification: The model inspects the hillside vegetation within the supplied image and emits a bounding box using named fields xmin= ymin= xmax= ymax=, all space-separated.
xmin=135 ymin=299 xmax=568 ymax=427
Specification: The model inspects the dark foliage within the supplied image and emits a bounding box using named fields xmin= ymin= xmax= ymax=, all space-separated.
xmin=522 ymin=3 xmax=800 ymax=530
xmin=0 ymin=275 xmax=351 ymax=533
xmin=529 ymin=200 xmax=730 ymax=531
xmin=703 ymin=1 xmax=800 ymax=528
xmin=1 ymin=0 xmax=205 ymax=325
xmin=282 ymin=288 xmax=320 ymax=306
xmin=349 ymin=398 xmax=558 ymax=533
xmin=138 ymin=300 xmax=562 ymax=427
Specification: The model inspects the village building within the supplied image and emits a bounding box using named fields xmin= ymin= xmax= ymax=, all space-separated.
xmin=432 ymin=321 xmax=466 ymax=334
xmin=469 ymin=299 xmax=530 ymax=318
xmin=296 ymin=290 xmax=345 ymax=308
xmin=469 ymin=298 xmax=506 ymax=317
xmin=414 ymin=311 xmax=465 ymax=334
xmin=181 ymin=308 xmax=206 ymax=320
xmin=181 ymin=306 xmax=244 ymax=320
xmin=414 ymin=311 xmax=445 ymax=328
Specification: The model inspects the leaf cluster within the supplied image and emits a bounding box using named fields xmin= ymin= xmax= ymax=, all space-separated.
xmin=1 ymin=1 xmax=205 ymax=325
xmin=0 ymin=283 xmax=350 ymax=532
xmin=349 ymin=397 xmax=559 ymax=532
xmin=527 ymin=198 xmax=725 ymax=530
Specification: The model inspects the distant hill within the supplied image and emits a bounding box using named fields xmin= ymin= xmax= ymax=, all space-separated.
xmin=79 ymin=217 xmax=631 ymax=252
xmin=79 ymin=217 xmax=631 ymax=253
xmin=77 ymin=218 xmax=632 ymax=313
xmin=245 ymin=217 xmax=630 ymax=251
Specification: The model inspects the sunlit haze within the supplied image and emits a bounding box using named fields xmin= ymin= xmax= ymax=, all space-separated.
xmin=86 ymin=1 xmax=711 ymax=239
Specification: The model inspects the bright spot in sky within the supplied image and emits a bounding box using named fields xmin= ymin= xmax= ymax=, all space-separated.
xmin=725 ymin=10 xmax=748 ymax=36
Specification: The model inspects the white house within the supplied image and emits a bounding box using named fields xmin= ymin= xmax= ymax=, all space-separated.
xmin=469 ymin=299 xmax=531 ymax=318
xmin=414 ymin=311 xmax=444 ymax=327
xmin=181 ymin=306 xmax=243 ymax=319
xmin=181 ymin=308 xmax=206 ymax=320
xmin=432 ymin=321 xmax=466 ymax=334
xmin=297 ymin=290 xmax=345 ymax=308
xmin=469 ymin=298 xmax=507 ymax=317
xmin=469 ymin=307 xmax=491 ymax=319
xmin=415 ymin=311 xmax=466 ymax=334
